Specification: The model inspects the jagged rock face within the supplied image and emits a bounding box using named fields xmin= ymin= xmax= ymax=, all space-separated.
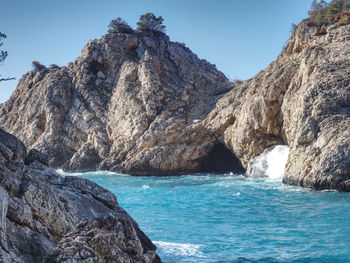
xmin=0 ymin=31 xmax=240 ymax=175
xmin=204 ymin=58 xmax=298 ymax=167
xmin=206 ymin=23 xmax=350 ymax=190
xmin=0 ymin=129 xmax=161 ymax=262
xmin=1 ymin=23 xmax=350 ymax=191
xmin=281 ymin=24 xmax=350 ymax=190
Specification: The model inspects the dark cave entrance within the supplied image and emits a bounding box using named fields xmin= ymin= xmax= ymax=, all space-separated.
xmin=199 ymin=143 xmax=245 ymax=174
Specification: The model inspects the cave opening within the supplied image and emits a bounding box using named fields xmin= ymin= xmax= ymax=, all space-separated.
xmin=199 ymin=142 xmax=245 ymax=174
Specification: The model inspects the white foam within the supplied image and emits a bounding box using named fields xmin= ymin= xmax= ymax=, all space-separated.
xmin=142 ymin=184 xmax=150 ymax=189
xmin=56 ymin=169 xmax=126 ymax=177
xmin=248 ymin=145 xmax=290 ymax=180
xmin=56 ymin=169 xmax=64 ymax=174
xmin=153 ymin=241 xmax=203 ymax=257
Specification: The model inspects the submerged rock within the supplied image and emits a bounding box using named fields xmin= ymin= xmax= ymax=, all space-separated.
xmin=0 ymin=128 xmax=161 ymax=262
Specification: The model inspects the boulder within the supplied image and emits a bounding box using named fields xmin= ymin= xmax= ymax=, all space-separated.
xmin=0 ymin=129 xmax=26 ymax=161
xmin=24 ymin=149 xmax=49 ymax=166
xmin=0 ymin=129 xmax=161 ymax=262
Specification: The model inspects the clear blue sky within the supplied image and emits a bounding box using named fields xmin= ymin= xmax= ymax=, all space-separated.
xmin=0 ymin=0 xmax=316 ymax=103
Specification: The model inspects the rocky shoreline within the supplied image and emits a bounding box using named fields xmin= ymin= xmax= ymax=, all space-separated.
xmin=0 ymin=128 xmax=161 ymax=262
xmin=1 ymin=21 xmax=350 ymax=191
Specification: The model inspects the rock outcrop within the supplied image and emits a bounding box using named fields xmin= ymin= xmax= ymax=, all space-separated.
xmin=0 ymin=30 xmax=243 ymax=175
xmin=206 ymin=22 xmax=350 ymax=191
xmin=0 ymin=128 xmax=161 ymax=262
xmin=1 ymin=22 xmax=350 ymax=191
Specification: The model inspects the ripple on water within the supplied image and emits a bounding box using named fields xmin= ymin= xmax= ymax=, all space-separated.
xmin=63 ymin=171 xmax=350 ymax=263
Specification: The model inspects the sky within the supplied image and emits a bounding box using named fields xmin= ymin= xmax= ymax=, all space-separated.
xmin=0 ymin=0 xmax=316 ymax=103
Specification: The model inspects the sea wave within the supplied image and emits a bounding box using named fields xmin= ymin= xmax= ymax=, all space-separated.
xmin=248 ymin=145 xmax=289 ymax=180
xmin=56 ymin=169 xmax=127 ymax=177
xmin=153 ymin=241 xmax=203 ymax=257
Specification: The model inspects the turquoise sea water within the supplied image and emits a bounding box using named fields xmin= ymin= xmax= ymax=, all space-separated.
xmin=63 ymin=171 xmax=350 ymax=263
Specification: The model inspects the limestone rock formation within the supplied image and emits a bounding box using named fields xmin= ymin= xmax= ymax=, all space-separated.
xmin=0 ymin=128 xmax=161 ymax=262
xmin=206 ymin=22 xmax=350 ymax=191
xmin=281 ymin=23 xmax=350 ymax=190
xmin=0 ymin=30 xmax=243 ymax=175
xmin=1 ymin=22 xmax=350 ymax=191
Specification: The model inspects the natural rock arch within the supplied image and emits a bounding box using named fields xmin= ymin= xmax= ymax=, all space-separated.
xmin=199 ymin=142 xmax=245 ymax=174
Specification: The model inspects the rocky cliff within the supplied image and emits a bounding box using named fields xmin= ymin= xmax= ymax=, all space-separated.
xmin=0 ymin=30 xmax=243 ymax=175
xmin=1 ymin=22 xmax=350 ymax=191
xmin=0 ymin=129 xmax=161 ymax=262
xmin=206 ymin=22 xmax=350 ymax=191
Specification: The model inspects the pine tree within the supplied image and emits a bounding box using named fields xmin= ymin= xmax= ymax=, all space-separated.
xmin=108 ymin=17 xmax=134 ymax=34
xmin=136 ymin=13 xmax=166 ymax=33
xmin=309 ymin=0 xmax=327 ymax=16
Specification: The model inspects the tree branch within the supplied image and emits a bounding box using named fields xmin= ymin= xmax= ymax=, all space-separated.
xmin=0 ymin=77 xmax=15 ymax=82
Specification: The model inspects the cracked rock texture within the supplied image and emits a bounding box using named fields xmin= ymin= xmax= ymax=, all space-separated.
xmin=205 ymin=22 xmax=350 ymax=191
xmin=0 ymin=128 xmax=161 ymax=262
xmin=1 ymin=22 xmax=350 ymax=190
xmin=0 ymin=30 xmax=235 ymax=175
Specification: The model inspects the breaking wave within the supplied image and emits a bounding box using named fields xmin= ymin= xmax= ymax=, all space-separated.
xmin=153 ymin=241 xmax=203 ymax=258
xmin=248 ymin=145 xmax=290 ymax=180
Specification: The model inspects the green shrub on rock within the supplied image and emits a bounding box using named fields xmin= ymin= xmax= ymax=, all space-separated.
xmin=108 ymin=17 xmax=134 ymax=34
xmin=32 ymin=61 xmax=46 ymax=71
xmin=308 ymin=0 xmax=350 ymax=27
xmin=49 ymin=64 xmax=59 ymax=69
xmin=136 ymin=13 xmax=166 ymax=33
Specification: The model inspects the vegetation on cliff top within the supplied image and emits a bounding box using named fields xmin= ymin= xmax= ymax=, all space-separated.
xmin=32 ymin=60 xmax=46 ymax=71
xmin=108 ymin=12 xmax=166 ymax=34
xmin=308 ymin=0 xmax=350 ymax=27
xmin=136 ymin=13 xmax=166 ymax=32
xmin=108 ymin=17 xmax=134 ymax=34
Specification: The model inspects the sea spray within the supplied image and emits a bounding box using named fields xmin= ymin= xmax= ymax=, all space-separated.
xmin=153 ymin=241 xmax=203 ymax=257
xmin=247 ymin=145 xmax=290 ymax=180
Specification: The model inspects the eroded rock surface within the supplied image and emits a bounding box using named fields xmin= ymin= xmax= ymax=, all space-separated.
xmin=0 ymin=129 xmax=161 ymax=262
xmin=1 ymin=23 xmax=350 ymax=190
xmin=281 ymin=24 xmax=350 ymax=190
xmin=206 ymin=22 xmax=350 ymax=190
xmin=0 ymin=30 xmax=242 ymax=175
